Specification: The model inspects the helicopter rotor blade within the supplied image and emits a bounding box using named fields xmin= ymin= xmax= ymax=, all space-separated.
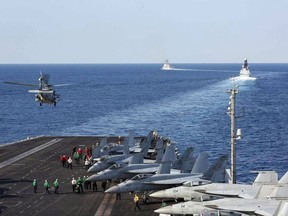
xmin=4 ymin=81 xmax=38 ymax=87
xmin=28 ymin=90 xmax=54 ymax=94
xmin=53 ymin=83 xmax=73 ymax=87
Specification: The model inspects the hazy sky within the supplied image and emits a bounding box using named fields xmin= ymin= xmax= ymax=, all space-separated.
xmin=1 ymin=0 xmax=287 ymax=63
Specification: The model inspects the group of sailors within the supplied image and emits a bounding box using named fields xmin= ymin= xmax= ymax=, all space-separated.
xmin=32 ymin=179 xmax=59 ymax=194
xmin=32 ymin=176 xmax=107 ymax=195
xmin=60 ymin=146 xmax=93 ymax=169
xmin=32 ymin=144 xmax=106 ymax=195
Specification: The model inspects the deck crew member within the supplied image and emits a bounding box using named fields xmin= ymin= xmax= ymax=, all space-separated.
xmin=44 ymin=180 xmax=50 ymax=194
xmin=32 ymin=179 xmax=37 ymax=193
xmin=134 ymin=193 xmax=141 ymax=211
xmin=71 ymin=178 xmax=77 ymax=193
xmin=54 ymin=179 xmax=59 ymax=194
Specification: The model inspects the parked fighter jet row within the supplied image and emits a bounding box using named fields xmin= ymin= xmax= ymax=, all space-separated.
xmin=153 ymin=171 xmax=288 ymax=216
xmin=86 ymin=130 xmax=288 ymax=216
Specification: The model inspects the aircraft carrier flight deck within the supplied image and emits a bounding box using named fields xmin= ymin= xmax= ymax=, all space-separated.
xmin=0 ymin=136 xmax=163 ymax=216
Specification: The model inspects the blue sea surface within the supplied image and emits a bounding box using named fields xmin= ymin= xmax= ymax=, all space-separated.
xmin=0 ymin=63 xmax=287 ymax=183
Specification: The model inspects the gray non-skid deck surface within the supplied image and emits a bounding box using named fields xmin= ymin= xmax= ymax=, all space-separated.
xmin=0 ymin=136 xmax=163 ymax=216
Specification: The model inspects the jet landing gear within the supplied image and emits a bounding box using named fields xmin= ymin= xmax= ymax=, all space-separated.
xmin=142 ymin=192 xmax=151 ymax=204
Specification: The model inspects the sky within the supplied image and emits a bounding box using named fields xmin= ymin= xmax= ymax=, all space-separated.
xmin=0 ymin=0 xmax=288 ymax=64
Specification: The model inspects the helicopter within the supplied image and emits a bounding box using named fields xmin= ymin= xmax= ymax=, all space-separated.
xmin=4 ymin=72 xmax=61 ymax=106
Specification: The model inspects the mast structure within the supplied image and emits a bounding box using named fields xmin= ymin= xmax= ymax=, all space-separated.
xmin=227 ymin=87 xmax=242 ymax=184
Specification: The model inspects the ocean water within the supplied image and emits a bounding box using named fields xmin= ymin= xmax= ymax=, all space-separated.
xmin=0 ymin=63 xmax=287 ymax=183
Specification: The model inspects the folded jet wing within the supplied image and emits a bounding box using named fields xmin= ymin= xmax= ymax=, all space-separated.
xmin=155 ymin=199 xmax=288 ymax=216
xmin=105 ymin=154 xmax=228 ymax=193
xmin=150 ymin=171 xmax=287 ymax=200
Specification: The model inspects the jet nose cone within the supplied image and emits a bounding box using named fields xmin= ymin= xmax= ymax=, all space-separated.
xmin=88 ymin=163 xmax=104 ymax=173
xmin=149 ymin=190 xmax=165 ymax=198
xmin=86 ymin=175 xmax=98 ymax=181
xmin=87 ymin=165 xmax=97 ymax=173
xmin=154 ymin=206 xmax=173 ymax=214
xmin=105 ymin=185 xmax=120 ymax=194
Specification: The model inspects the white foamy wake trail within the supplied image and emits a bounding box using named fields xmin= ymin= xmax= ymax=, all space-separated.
xmin=230 ymin=76 xmax=257 ymax=81
xmin=172 ymin=68 xmax=238 ymax=72
xmin=61 ymin=78 xmax=251 ymax=148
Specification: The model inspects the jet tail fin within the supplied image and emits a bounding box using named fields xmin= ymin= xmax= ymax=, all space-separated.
xmin=181 ymin=157 xmax=196 ymax=173
xmin=161 ymin=143 xmax=177 ymax=162
xmin=278 ymin=171 xmax=288 ymax=185
xmin=269 ymin=186 xmax=288 ymax=200
xmin=128 ymin=130 xmax=135 ymax=147
xmin=100 ymin=137 xmax=107 ymax=147
xmin=156 ymin=161 xmax=171 ymax=174
xmin=155 ymin=150 xmax=164 ymax=163
xmin=139 ymin=130 xmax=156 ymax=157
xmin=155 ymin=137 xmax=164 ymax=149
xmin=202 ymin=155 xmax=228 ymax=181
xmin=251 ymin=171 xmax=278 ymax=185
xmin=91 ymin=137 xmax=107 ymax=159
xmin=91 ymin=145 xmax=101 ymax=159
xmin=129 ymin=153 xmax=144 ymax=164
xmin=171 ymin=146 xmax=194 ymax=170
xmin=123 ymin=129 xmax=137 ymax=155
xmin=155 ymin=138 xmax=164 ymax=163
xmin=191 ymin=152 xmax=209 ymax=174
xmin=274 ymin=201 xmax=288 ymax=216
xmin=123 ymin=137 xmax=130 ymax=155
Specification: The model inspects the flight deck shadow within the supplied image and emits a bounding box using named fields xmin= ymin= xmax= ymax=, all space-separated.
xmin=0 ymin=178 xmax=32 ymax=184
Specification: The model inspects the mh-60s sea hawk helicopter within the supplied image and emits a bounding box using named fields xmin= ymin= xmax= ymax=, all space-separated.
xmin=4 ymin=72 xmax=61 ymax=106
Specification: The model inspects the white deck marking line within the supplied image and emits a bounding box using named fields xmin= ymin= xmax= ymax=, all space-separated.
xmin=95 ymin=194 xmax=116 ymax=216
xmin=0 ymin=139 xmax=62 ymax=169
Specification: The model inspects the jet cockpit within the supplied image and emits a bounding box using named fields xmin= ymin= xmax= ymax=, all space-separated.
xmin=131 ymin=174 xmax=153 ymax=181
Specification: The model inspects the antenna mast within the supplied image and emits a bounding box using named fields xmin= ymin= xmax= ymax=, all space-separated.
xmin=227 ymin=86 xmax=242 ymax=184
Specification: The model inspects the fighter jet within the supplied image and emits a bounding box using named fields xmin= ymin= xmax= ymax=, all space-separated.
xmin=86 ymin=145 xmax=194 ymax=182
xmin=154 ymin=198 xmax=288 ymax=216
xmin=87 ymin=130 xmax=155 ymax=173
xmin=92 ymin=130 xmax=140 ymax=161
xmin=150 ymin=171 xmax=280 ymax=201
xmin=154 ymin=171 xmax=288 ymax=216
xmin=100 ymin=130 xmax=144 ymax=155
xmin=191 ymin=171 xmax=288 ymax=200
xmin=105 ymin=153 xmax=228 ymax=194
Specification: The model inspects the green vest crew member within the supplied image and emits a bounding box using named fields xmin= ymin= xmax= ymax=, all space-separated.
xmin=77 ymin=177 xmax=83 ymax=193
xmin=32 ymin=179 xmax=37 ymax=193
xmin=54 ymin=179 xmax=59 ymax=194
xmin=44 ymin=180 xmax=50 ymax=194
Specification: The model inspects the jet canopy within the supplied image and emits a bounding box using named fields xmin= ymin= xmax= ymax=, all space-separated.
xmin=182 ymin=181 xmax=208 ymax=187
xmin=109 ymin=163 xmax=125 ymax=170
xmin=99 ymin=155 xmax=110 ymax=161
xmin=101 ymin=143 xmax=119 ymax=152
xmin=131 ymin=174 xmax=153 ymax=181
